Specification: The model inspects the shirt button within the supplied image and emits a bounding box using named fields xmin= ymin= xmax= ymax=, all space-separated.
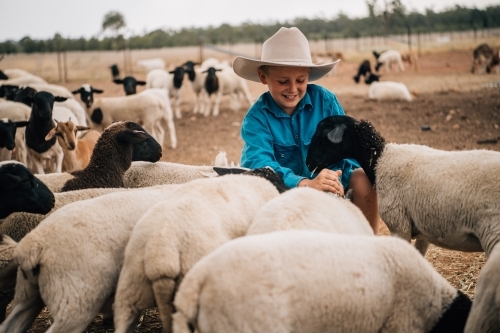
xmin=281 ymin=154 xmax=285 ymax=157
xmin=295 ymin=135 xmax=298 ymax=139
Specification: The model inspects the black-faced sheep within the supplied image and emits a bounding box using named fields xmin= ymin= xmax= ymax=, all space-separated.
xmin=113 ymin=76 xmax=146 ymax=95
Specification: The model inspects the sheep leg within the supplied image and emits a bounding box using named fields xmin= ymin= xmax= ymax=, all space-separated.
xmin=164 ymin=117 xmax=177 ymax=149
xmin=414 ymin=239 xmax=430 ymax=256
xmin=203 ymin=95 xmax=213 ymax=117
xmin=212 ymin=91 xmax=223 ymax=117
xmin=100 ymin=294 xmax=115 ymax=326
xmin=174 ymin=96 xmax=182 ymax=120
xmin=152 ymin=278 xmax=176 ymax=333
xmin=0 ymin=288 xmax=14 ymax=323
xmin=54 ymin=144 xmax=64 ymax=173
xmin=0 ymin=272 xmax=45 ymax=333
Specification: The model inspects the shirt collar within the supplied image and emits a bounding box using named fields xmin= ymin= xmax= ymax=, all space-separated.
xmin=261 ymin=87 xmax=313 ymax=117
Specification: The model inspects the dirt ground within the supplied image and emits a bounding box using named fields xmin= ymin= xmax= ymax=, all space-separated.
xmin=10 ymin=49 xmax=500 ymax=332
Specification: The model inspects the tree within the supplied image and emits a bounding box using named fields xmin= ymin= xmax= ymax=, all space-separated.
xmin=102 ymin=11 xmax=126 ymax=37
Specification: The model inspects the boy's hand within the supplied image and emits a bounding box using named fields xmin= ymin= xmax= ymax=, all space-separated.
xmin=299 ymin=169 xmax=344 ymax=196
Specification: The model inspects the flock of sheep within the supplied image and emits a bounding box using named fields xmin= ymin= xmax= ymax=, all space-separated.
xmin=0 ymin=47 xmax=499 ymax=333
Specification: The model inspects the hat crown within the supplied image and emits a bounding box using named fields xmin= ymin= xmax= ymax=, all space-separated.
xmin=261 ymin=27 xmax=312 ymax=64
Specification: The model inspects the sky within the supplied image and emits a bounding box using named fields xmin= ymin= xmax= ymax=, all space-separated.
xmin=0 ymin=0 xmax=499 ymax=41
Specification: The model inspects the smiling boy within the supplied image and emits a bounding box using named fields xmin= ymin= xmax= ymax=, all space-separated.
xmin=233 ymin=27 xmax=381 ymax=233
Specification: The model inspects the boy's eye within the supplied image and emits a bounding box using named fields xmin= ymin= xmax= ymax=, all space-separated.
xmin=297 ymin=79 xmax=305 ymax=83
xmin=277 ymin=80 xmax=288 ymax=84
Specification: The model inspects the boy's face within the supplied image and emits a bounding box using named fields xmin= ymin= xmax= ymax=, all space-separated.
xmin=258 ymin=66 xmax=310 ymax=115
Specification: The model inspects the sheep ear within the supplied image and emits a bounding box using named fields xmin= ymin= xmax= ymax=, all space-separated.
xmin=116 ymin=129 xmax=148 ymax=144
xmin=71 ymin=88 xmax=82 ymax=94
xmin=76 ymin=126 xmax=90 ymax=131
xmin=93 ymin=88 xmax=104 ymax=93
xmin=113 ymin=79 xmax=123 ymax=84
xmin=45 ymin=128 xmax=56 ymax=141
xmin=326 ymin=124 xmax=347 ymax=144
xmin=136 ymin=81 xmax=147 ymax=85
xmin=54 ymin=96 xmax=67 ymax=102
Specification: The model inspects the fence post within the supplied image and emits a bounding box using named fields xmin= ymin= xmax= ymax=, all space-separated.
xmin=198 ymin=37 xmax=204 ymax=63
xmin=63 ymin=50 xmax=68 ymax=83
xmin=407 ymin=25 xmax=412 ymax=51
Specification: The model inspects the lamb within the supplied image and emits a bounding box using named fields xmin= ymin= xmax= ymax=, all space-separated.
xmin=71 ymin=84 xmax=104 ymax=108
xmin=110 ymin=64 xmax=120 ymax=80
xmin=353 ymin=59 xmax=379 ymax=84
xmin=368 ymin=81 xmax=413 ymax=101
xmin=22 ymin=83 xmax=74 ymax=99
xmin=306 ymin=114 xmax=500 ymax=256
xmin=44 ymin=119 xmax=100 ymax=172
xmin=183 ymin=60 xmax=208 ymax=114
xmin=0 ymin=118 xmax=29 ymax=162
xmin=60 ymin=121 xmax=152 ymax=192
xmin=401 ymin=51 xmax=420 ymax=71
xmin=0 ymin=74 xmax=47 ymax=86
xmin=113 ymin=76 xmax=146 ymax=95
xmin=202 ymin=66 xmax=254 ymax=117
xmin=24 ymin=91 xmax=67 ymax=174
xmin=373 ymin=49 xmax=405 ymax=72
xmin=0 ymin=69 xmax=32 ymax=80
xmin=0 ymin=184 xmax=179 ymax=333
xmin=86 ymin=87 xmax=177 ymax=149
xmin=173 ymin=230 xmax=472 ymax=333
xmin=113 ymin=174 xmax=281 ymax=333
xmin=146 ymin=67 xmax=185 ymax=119
xmin=247 ymin=186 xmax=373 ymax=236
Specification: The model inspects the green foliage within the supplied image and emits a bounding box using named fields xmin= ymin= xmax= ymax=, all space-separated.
xmin=0 ymin=5 xmax=499 ymax=54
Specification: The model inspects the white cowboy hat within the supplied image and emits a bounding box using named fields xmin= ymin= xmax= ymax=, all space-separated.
xmin=233 ymin=27 xmax=339 ymax=82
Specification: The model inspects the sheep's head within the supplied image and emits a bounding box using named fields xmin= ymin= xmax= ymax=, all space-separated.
xmin=31 ymin=92 xmax=67 ymax=118
xmin=0 ymin=118 xmax=29 ymax=150
xmin=71 ymin=84 xmax=103 ymax=108
xmin=113 ymin=76 xmax=146 ymax=95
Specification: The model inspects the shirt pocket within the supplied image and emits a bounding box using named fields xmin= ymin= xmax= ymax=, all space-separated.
xmin=273 ymin=143 xmax=301 ymax=174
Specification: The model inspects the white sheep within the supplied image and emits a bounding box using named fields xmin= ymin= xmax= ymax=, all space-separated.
xmin=368 ymin=81 xmax=413 ymax=101
xmin=202 ymin=66 xmax=254 ymax=116
xmin=0 ymin=234 xmax=16 ymax=323
xmin=0 ymin=68 xmax=32 ymax=79
xmin=305 ymin=115 xmax=500 ymax=333
xmin=0 ymin=74 xmax=47 ymax=86
xmin=146 ymin=67 xmax=185 ymax=119
xmin=374 ymin=49 xmax=405 ymax=72
xmin=0 ymin=184 xmax=179 ymax=333
xmin=173 ymin=230 xmax=472 ymax=333
xmin=87 ymin=88 xmax=177 ymax=149
xmin=113 ymin=174 xmax=280 ymax=333
xmin=44 ymin=119 xmax=100 ymax=172
xmin=23 ymin=83 xmax=74 ymax=100
xmin=247 ymin=187 xmax=373 ymax=236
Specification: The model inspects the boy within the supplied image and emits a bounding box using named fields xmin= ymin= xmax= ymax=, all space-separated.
xmin=232 ymin=27 xmax=381 ymax=233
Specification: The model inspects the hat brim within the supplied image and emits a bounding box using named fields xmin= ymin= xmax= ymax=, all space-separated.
xmin=233 ymin=56 xmax=340 ymax=82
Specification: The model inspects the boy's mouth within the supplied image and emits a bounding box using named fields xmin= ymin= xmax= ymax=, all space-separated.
xmin=283 ymin=94 xmax=298 ymax=99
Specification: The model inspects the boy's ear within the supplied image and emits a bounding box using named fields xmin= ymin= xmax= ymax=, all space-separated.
xmin=257 ymin=69 xmax=268 ymax=85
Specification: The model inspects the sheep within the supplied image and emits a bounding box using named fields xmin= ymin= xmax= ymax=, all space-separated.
xmin=60 ymin=121 xmax=152 ymax=192
xmin=71 ymin=84 xmax=104 ymax=108
xmin=110 ymin=64 xmax=120 ymax=80
xmin=122 ymin=161 xmax=217 ymax=188
xmin=24 ymin=91 xmax=67 ymax=174
xmin=0 ymin=69 xmax=32 ymax=80
xmin=401 ymin=51 xmax=420 ymax=71
xmin=146 ymin=67 xmax=185 ymax=119
xmin=471 ymin=43 xmax=496 ymax=74
xmin=0 ymin=187 xmax=126 ymax=322
xmin=373 ymin=49 xmax=405 ymax=73
xmin=113 ymin=174 xmax=281 ymax=333
xmin=15 ymin=86 xmax=88 ymax=127
xmin=137 ymin=58 xmax=166 ymax=71
xmin=247 ymin=186 xmax=373 ymax=236
xmin=0 ymin=234 xmax=16 ymax=323
xmin=368 ymin=81 xmax=412 ymax=101
xmin=306 ymin=114 xmax=500 ymax=256
xmin=0 ymin=101 xmax=31 ymax=165
xmin=0 ymin=160 xmax=54 ymax=219
xmin=86 ymin=88 xmax=177 ymax=149
xmin=113 ymin=76 xmax=146 ymax=95
xmin=202 ymin=66 xmax=254 ymax=117
xmin=36 ymin=134 xmax=163 ymax=193
xmin=0 ymin=85 xmax=19 ymax=100
xmin=22 ymin=83 xmax=74 ymax=99
xmin=173 ymin=230 xmax=472 ymax=333
xmin=353 ymin=59 xmax=379 ymax=84
xmin=44 ymin=119 xmax=100 ymax=172
xmin=182 ymin=61 xmax=208 ymax=114
xmin=0 ymin=184 xmax=179 ymax=333
xmin=0 ymin=74 xmax=47 ymax=86
xmin=0 ymin=118 xmax=29 ymax=162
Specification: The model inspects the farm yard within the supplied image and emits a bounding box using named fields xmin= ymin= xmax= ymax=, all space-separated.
xmin=1 ymin=37 xmax=500 ymax=332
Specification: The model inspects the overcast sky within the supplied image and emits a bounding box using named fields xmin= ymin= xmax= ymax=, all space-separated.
xmin=0 ymin=0 xmax=498 ymax=41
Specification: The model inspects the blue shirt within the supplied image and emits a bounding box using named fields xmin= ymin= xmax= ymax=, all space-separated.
xmin=240 ymin=84 xmax=360 ymax=189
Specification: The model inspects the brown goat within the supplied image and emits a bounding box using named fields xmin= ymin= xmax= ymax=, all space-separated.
xmin=401 ymin=51 xmax=419 ymax=72
xmin=45 ymin=119 xmax=101 ymax=172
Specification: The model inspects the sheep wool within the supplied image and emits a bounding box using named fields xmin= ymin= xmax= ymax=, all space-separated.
xmin=0 ymin=184 xmax=178 ymax=333
xmin=113 ymin=174 xmax=280 ymax=333
xmin=173 ymin=231 xmax=471 ymax=333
